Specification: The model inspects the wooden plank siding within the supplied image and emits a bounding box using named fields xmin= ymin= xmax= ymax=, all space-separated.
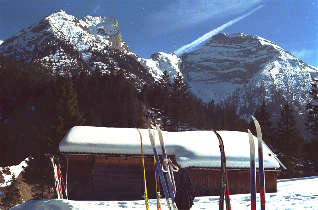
xmin=62 ymin=154 xmax=278 ymax=200
xmin=64 ymin=154 xmax=167 ymax=200
xmin=186 ymin=167 xmax=277 ymax=196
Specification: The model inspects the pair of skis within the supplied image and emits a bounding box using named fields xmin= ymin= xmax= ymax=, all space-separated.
xmin=215 ymin=117 xmax=265 ymax=210
xmin=248 ymin=116 xmax=265 ymax=210
xmin=214 ymin=131 xmax=231 ymax=210
xmin=50 ymin=156 xmax=68 ymax=199
xmin=148 ymin=127 xmax=178 ymax=210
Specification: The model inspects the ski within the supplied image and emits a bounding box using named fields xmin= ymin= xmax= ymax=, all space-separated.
xmin=248 ymin=129 xmax=257 ymax=210
xmin=50 ymin=156 xmax=63 ymax=199
xmin=156 ymin=125 xmax=179 ymax=210
xmin=156 ymin=126 xmax=178 ymax=195
xmin=214 ymin=130 xmax=231 ymax=210
xmin=137 ymin=129 xmax=150 ymax=210
xmin=154 ymin=159 xmax=162 ymax=210
xmin=148 ymin=129 xmax=174 ymax=210
xmin=252 ymin=116 xmax=265 ymax=210
xmin=152 ymin=131 xmax=162 ymax=210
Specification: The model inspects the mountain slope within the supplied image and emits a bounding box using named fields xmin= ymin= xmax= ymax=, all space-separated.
xmin=138 ymin=52 xmax=182 ymax=81
xmin=0 ymin=10 xmax=153 ymax=86
xmin=181 ymin=33 xmax=318 ymax=121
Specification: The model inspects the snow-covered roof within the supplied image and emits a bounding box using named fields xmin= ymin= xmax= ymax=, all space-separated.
xmin=59 ymin=126 xmax=280 ymax=169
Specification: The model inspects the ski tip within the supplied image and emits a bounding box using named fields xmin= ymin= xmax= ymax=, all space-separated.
xmin=251 ymin=116 xmax=263 ymax=141
xmin=251 ymin=116 xmax=261 ymax=130
xmin=251 ymin=115 xmax=256 ymax=121
xmin=213 ymin=130 xmax=221 ymax=139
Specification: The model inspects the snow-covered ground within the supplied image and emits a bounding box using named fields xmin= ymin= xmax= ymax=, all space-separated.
xmin=10 ymin=176 xmax=318 ymax=209
xmin=0 ymin=158 xmax=28 ymax=187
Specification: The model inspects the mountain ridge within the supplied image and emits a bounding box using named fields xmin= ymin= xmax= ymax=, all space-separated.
xmin=0 ymin=10 xmax=153 ymax=86
xmin=1 ymin=11 xmax=317 ymax=128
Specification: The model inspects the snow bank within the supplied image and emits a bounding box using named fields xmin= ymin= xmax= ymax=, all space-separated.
xmin=0 ymin=158 xmax=28 ymax=187
xmin=59 ymin=126 xmax=280 ymax=169
xmin=11 ymin=176 xmax=318 ymax=209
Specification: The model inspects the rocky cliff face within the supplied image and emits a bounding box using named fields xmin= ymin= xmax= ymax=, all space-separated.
xmin=181 ymin=33 xmax=318 ymax=124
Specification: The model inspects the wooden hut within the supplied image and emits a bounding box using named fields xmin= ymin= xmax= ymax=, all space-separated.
xmin=58 ymin=126 xmax=283 ymax=201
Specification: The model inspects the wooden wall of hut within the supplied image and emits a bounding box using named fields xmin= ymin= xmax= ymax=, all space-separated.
xmin=62 ymin=154 xmax=278 ymax=201
xmin=186 ymin=167 xmax=278 ymax=196
xmin=64 ymin=154 xmax=174 ymax=201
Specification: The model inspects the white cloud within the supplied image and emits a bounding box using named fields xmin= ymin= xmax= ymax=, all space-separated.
xmin=151 ymin=0 xmax=262 ymax=32
xmin=0 ymin=40 xmax=3 ymax=46
xmin=292 ymin=49 xmax=315 ymax=59
xmin=175 ymin=5 xmax=263 ymax=55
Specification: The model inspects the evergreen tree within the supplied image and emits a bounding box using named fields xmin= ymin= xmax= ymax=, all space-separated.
xmin=305 ymin=82 xmax=318 ymax=139
xmin=159 ymin=71 xmax=172 ymax=92
xmin=277 ymin=102 xmax=303 ymax=155
xmin=23 ymin=155 xmax=55 ymax=199
xmin=170 ymin=72 xmax=191 ymax=130
xmin=48 ymin=76 xmax=84 ymax=153
xmin=1 ymin=175 xmax=22 ymax=208
xmin=305 ymin=81 xmax=318 ymax=165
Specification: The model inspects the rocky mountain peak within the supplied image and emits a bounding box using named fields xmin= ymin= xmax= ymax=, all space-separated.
xmin=0 ymin=10 xmax=129 ymax=63
xmin=180 ymin=32 xmax=318 ymax=131
xmin=0 ymin=11 xmax=153 ymax=86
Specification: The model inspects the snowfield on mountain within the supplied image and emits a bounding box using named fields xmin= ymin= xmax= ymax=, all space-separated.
xmin=138 ymin=52 xmax=182 ymax=81
xmin=180 ymin=33 xmax=318 ymax=122
xmin=0 ymin=10 xmax=153 ymax=86
xmin=10 ymin=176 xmax=318 ymax=209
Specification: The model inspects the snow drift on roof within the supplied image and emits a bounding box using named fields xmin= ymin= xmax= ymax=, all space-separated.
xmin=59 ymin=126 xmax=280 ymax=169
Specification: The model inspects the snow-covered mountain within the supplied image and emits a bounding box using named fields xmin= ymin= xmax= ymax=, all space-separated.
xmin=0 ymin=10 xmax=153 ymax=85
xmin=138 ymin=52 xmax=182 ymax=81
xmin=0 ymin=40 xmax=3 ymax=46
xmin=1 ymin=10 xmax=317 ymax=125
xmin=181 ymin=33 xmax=318 ymax=122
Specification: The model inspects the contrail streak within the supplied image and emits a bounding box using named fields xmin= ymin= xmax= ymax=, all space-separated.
xmin=174 ymin=5 xmax=263 ymax=55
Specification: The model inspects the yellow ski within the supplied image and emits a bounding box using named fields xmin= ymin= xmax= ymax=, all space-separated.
xmin=137 ymin=129 xmax=149 ymax=210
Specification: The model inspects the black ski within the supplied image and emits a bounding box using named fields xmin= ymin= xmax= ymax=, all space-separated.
xmin=214 ymin=130 xmax=231 ymax=210
xmin=248 ymin=129 xmax=256 ymax=210
xmin=252 ymin=116 xmax=265 ymax=210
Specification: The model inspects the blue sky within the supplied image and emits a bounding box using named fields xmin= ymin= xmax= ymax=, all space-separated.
xmin=0 ymin=0 xmax=317 ymax=67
